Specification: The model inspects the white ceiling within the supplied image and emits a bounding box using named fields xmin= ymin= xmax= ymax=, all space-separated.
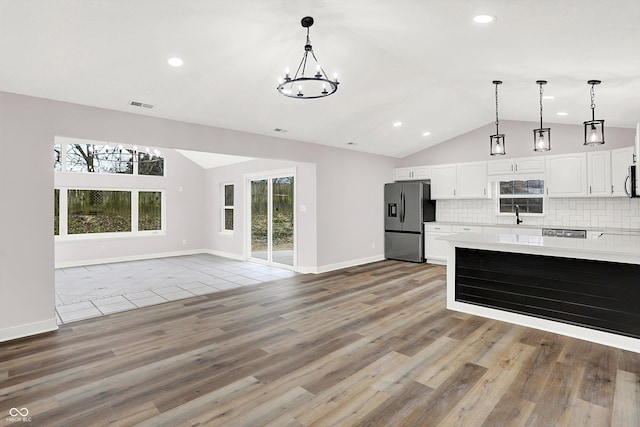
xmin=2 ymin=0 xmax=640 ymax=158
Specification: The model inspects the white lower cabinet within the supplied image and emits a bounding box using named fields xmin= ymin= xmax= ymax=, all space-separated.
xmin=424 ymin=224 xmax=452 ymax=264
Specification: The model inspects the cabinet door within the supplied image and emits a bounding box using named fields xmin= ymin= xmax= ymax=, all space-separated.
xmin=412 ymin=166 xmax=431 ymax=180
xmin=545 ymin=153 xmax=588 ymax=197
xmin=394 ymin=167 xmax=414 ymax=181
xmin=611 ymin=146 xmax=634 ymax=197
xmin=487 ymin=159 xmax=514 ymax=175
xmin=456 ymin=162 xmax=488 ymax=198
xmin=430 ymin=164 xmax=457 ymax=199
xmin=587 ymin=151 xmax=611 ymax=197
xmin=515 ymin=156 xmax=545 ymax=174
xmin=424 ymin=232 xmax=450 ymax=263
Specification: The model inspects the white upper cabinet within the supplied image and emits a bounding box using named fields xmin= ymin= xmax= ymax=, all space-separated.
xmin=430 ymin=164 xmax=457 ymax=199
xmin=611 ymin=146 xmax=634 ymax=197
xmin=545 ymin=153 xmax=588 ymax=197
xmin=487 ymin=156 xmax=545 ymax=175
xmin=393 ymin=165 xmax=431 ymax=181
xmin=394 ymin=167 xmax=413 ymax=181
xmin=431 ymin=162 xmax=488 ymax=199
xmin=456 ymin=162 xmax=489 ymax=198
xmin=587 ymin=150 xmax=611 ymax=197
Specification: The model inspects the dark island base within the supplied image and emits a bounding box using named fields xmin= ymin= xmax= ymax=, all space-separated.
xmin=455 ymin=247 xmax=640 ymax=339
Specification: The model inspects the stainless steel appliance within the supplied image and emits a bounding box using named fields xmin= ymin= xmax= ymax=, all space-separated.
xmin=384 ymin=182 xmax=436 ymax=262
xmin=626 ymin=123 xmax=639 ymax=198
xmin=542 ymin=228 xmax=587 ymax=239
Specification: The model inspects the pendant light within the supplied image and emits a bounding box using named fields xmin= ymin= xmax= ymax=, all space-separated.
xmin=490 ymin=80 xmax=505 ymax=156
xmin=583 ymin=80 xmax=605 ymax=145
xmin=533 ymin=80 xmax=551 ymax=152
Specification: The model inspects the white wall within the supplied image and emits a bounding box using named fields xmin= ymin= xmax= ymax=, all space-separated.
xmin=396 ymin=120 xmax=635 ymax=167
xmin=0 ymin=91 xmax=394 ymax=341
xmin=205 ymin=158 xmax=319 ymax=271
xmin=54 ymin=145 xmax=207 ymax=267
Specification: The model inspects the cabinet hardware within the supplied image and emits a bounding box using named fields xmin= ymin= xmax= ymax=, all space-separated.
xmin=515 ymin=164 xmax=518 ymax=172
xmin=511 ymin=164 xmax=514 ymax=172
xmin=611 ymin=185 xmax=614 ymax=194
xmin=589 ymin=185 xmax=592 ymax=194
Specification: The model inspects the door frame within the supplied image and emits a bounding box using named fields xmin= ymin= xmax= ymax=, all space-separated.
xmin=244 ymin=168 xmax=297 ymax=271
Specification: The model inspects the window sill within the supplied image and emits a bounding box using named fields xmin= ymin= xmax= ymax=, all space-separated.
xmin=55 ymin=230 xmax=166 ymax=242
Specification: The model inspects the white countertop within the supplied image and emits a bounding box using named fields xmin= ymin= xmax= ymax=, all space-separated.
xmin=424 ymin=221 xmax=640 ymax=236
xmin=439 ymin=232 xmax=640 ymax=264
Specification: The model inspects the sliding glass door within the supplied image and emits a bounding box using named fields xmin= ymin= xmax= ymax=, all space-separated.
xmin=249 ymin=172 xmax=295 ymax=268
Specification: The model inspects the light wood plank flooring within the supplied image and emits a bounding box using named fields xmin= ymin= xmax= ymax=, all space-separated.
xmin=2 ymin=260 xmax=639 ymax=426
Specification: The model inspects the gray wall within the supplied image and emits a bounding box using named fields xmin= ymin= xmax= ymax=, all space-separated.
xmin=54 ymin=146 xmax=207 ymax=266
xmin=205 ymin=158 xmax=319 ymax=271
xmin=0 ymin=91 xmax=394 ymax=341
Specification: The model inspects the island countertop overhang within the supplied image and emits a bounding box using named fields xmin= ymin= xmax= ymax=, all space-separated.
xmin=439 ymin=232 xmax=640 ymax=265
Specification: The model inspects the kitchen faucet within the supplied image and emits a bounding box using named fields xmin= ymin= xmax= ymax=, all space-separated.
xmin=515 ymin=204 xmax=523 ymax=225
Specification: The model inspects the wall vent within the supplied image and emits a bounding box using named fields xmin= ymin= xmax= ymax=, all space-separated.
xmin=129 ymin=101 xmax=154 ymax=109
xmin=273 ymin=128 xmax=288 ymax=133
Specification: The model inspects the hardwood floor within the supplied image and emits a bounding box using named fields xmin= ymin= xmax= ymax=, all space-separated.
xmin=1 ymin=260 xmax=639 ymax=426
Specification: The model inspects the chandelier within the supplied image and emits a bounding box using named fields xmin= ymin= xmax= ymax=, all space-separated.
xmin=277 ymin=16 xmax=339 ymax=99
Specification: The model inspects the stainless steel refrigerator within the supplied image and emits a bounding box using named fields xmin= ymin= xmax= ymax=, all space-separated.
xmin=384 ymin=181 xmax=436 ymax=262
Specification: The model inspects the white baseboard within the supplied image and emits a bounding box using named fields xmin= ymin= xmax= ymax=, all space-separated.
xmin=300 ymin=255 xmax=385 ymax=274
xmin=55 ymin=249 xmax=206 ymax=269
xmin=55 ymin=248 xmax=386 ymax=276
xmin=203 ymin=249 xmax=246 ymax=261
xmin=0 ymin=318 xmax=58 ymax=343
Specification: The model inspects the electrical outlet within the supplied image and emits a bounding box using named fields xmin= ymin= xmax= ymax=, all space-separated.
xmin=372 ymin=241 xmax=376 ymax=249
xmin=182 ymin=239 xmax=187 ymax=245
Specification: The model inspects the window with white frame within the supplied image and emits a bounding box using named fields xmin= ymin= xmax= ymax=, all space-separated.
xmin=222 ymin=183 xmax=234 ymax=232
xmin=498 ymin=179 xmax=545 ymax=214
xmin=54 ymin=142 xmax=164 ymax=176
xmin=55 ymin=189 xmax=164 ymax=237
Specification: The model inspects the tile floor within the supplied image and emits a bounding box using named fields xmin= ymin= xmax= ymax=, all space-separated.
xmin=55 ymin=254 xmax=297 ymax=324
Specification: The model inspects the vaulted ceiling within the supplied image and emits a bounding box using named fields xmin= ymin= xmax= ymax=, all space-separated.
xmin=1 ymin=0 xmax=639 ymax=158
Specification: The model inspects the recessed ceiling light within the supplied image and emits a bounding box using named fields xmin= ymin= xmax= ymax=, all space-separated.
xmin=557 ymin=111 xmax=568 ymax=116
xmin=167 ymin=57 xmax=183 ymax=67
xmin=473 ymin=15 xmax=496 ymax=24
xmin=543 ymin=95 xmax=555 ymax=100
xmin=422 ymin=132 xmax=431 ymax=137
xmin=393 ymin=121 xmax=402 ymax=127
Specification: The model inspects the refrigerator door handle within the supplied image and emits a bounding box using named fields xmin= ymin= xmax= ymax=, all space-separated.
xmin=402 ymin=190 xmax=406 ymax=223
xmin=399 ymin=191 xmax=404 ymax=223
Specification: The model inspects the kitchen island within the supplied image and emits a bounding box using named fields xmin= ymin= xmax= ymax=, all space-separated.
xmin=440 ymin=232 xmax=640 ymax=352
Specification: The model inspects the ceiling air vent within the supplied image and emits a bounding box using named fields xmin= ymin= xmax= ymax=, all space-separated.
xmin=129 ymin=101 xmax=154 ymax=109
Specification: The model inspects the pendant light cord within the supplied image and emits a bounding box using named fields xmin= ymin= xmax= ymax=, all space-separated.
xmin=590 ymin=83 xmax=596 ymax=121
xmin=539 ymin=82 xmax=544 ymax=128
xmin=495 ymin=82 xmax=500 ymax=134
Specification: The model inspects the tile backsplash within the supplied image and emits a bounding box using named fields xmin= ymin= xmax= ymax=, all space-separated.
xmin=436 ymin=197 xmax=640 ymax=230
